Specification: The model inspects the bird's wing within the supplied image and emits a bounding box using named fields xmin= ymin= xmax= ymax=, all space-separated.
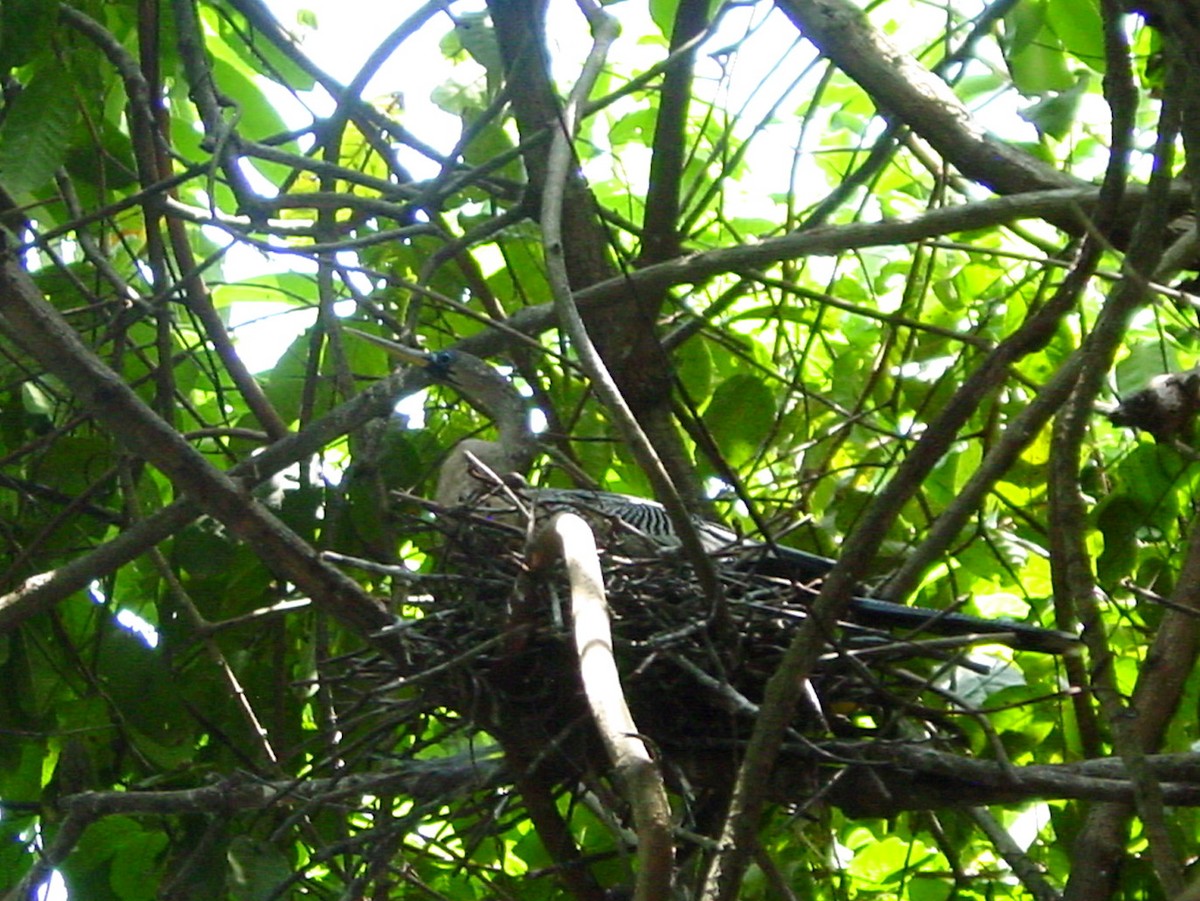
xmin=494 ymin=484 xmax=1079 ymax=654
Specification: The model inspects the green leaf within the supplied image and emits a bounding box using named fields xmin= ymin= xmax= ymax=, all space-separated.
xmin=94 ymin=627 xmax=190 ymax=743
xmin=213 ymin=272 xmax=317 ymax=308
xmin=0 ymin=64 xmax=82 ymax=196
xmin=1112 ymin=443 xmax=1186 ymax=528
xmin=109 ymin=827 xmax=167 ymax=901
xmin=1008 ymin=37 xmax=1075 ymax=95
xmin=674 ymin=338 xmax=713 ymax=402
xmin=846 ymin=835 xmax=939 ymax=884
xmin=648 ymin=0 xmax=679 ymax=38
xmin=1095 ymin=494 xmax=1140 ymax=586
xmin=1115 ymin=344 xmax=1176 ymax=395
xmin=1020 ymin=72 xmax=1091 ymax=140
xmin=1003 ymin=0 xmax=1048 ymax=56
xmin=1045 ymin=0 xmax=1106 ymax=72
xmin=703 ymin=374 xmax=774 ymax=468
xmin=1003 ymin=1 xmax=1076 ymax=94
xmin=214 ymin=6 xmax=315 ymax=91
xmin=208 ymin=55 xmax=290 ymax=143
xmin=0 ymin=740 xmax=45 ymax=807
xmin=0 ymin=0 xmax=57 ymax=72
xmin=609 ymin=107 xmax=657 ymax=147
xmin=227 ymin=836 xmax=293 ymax=901
xmin=65 ymin=817 xmax=146 ymax=899
xmin=64 ymin=120 xmax=138 ymax=192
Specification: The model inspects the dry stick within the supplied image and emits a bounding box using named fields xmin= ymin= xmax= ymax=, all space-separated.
xmin=541 ymin=512 xmax=673 ymax=901
xmin=538 ymin=1 xmax=726 ymax=617
xmin=66 ymin=3 xmax=177 ymax=428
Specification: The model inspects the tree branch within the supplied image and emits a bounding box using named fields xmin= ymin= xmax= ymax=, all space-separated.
xmin=0 ymin=255 xmax=397 ymax=645
xmin=541 ymin=512 xmax=673 ymax=901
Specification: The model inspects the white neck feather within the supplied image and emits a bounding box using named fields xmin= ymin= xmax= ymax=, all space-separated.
xmin=435 ymin=438 xmax=518 ymax=507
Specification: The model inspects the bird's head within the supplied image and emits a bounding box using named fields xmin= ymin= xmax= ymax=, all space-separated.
xmin=345 ymin=330 xmax=458 ymax=383
xmin=407 ymin=348 xmax=518 ymax=415
xmin=345 ymin=329 xmax=536 ymax=469
xmin=426 ymin=349 xmax=457 ymax=380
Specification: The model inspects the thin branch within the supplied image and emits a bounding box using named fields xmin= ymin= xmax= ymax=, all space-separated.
xmin=0 ymin=256 xmax=396 ymax=644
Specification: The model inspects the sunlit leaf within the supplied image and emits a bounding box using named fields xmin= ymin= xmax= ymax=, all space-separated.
xmin=703 ymin=374 xmax=775 ymax=467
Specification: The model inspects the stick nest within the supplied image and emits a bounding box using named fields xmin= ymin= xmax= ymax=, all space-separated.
xmin=337 ymin=501 xmax=1045 ymax=816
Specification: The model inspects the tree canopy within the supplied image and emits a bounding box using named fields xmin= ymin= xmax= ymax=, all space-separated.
xmin=2 ymin=0 xmax=1199 ymax=898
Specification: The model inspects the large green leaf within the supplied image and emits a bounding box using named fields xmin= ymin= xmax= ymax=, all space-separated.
xmin=1003 ymin=1 xmax=1076 ymax=94
xmin=226 ymin=836 xmax=293 ymax=901
xmin=703 ymin=374 xmax=775 ymax=468
xmin=1044 ymin=0 xmax=1106 ymax=72
xmin=0 ymin=0 xmax=57 ymax=72
xmin=0 ymin=64 xmax=82 ymax=196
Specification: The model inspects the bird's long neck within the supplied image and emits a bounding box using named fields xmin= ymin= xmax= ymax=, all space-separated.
xmin=482 ymin=376 xmax=537 ymax=476
xmin=435 ymin=438 xmax=512 ymax=507
xmin=434 ymin=370 xmax=537 ymax=507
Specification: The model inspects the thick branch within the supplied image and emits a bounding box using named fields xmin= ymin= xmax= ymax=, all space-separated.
xmin=638 ymin=0 xmax=709 ymax=267
xmin=774 ymin=0 xmax=1076 ymax=197
xmin=543 ymin=513 xmax=673 ymax=901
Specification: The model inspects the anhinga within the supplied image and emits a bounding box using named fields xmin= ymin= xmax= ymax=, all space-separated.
xmin=357 ymin=331 xmax=1076 ymax=654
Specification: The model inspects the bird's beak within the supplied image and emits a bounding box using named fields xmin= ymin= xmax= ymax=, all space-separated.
xmin=343 ymin=328 xmax=431 ymax=368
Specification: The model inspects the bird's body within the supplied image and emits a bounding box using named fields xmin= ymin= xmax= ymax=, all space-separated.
xmin=450 ymin=475 xmax=1075 ymax=653
xmin=353 ymin=331 xmax=1077 ymax=655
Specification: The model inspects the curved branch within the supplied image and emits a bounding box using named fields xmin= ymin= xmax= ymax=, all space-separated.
xmin=539 ymin=2 xmax=727 ymax=616
xmin=774 ymin=0 xmax=1076 ymax=196
xmin=540 ymin=512 xmax=673 ymax=901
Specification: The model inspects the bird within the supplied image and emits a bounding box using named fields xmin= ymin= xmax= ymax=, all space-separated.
xmin=352 ymin=330 xmax=1077 ymax=655
xmin=1107 ymin=368 xmax=1200 ymax=443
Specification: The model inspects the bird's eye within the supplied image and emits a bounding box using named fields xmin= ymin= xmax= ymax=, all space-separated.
xmin=428 ymin=350 xmax=456 ymax=377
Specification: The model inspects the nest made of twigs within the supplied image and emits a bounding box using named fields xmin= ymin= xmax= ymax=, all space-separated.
xmin=391 ymin=506 xmax=1012 ymax=753
xmin=314 ymin=498 xmax=1069 ymax=832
